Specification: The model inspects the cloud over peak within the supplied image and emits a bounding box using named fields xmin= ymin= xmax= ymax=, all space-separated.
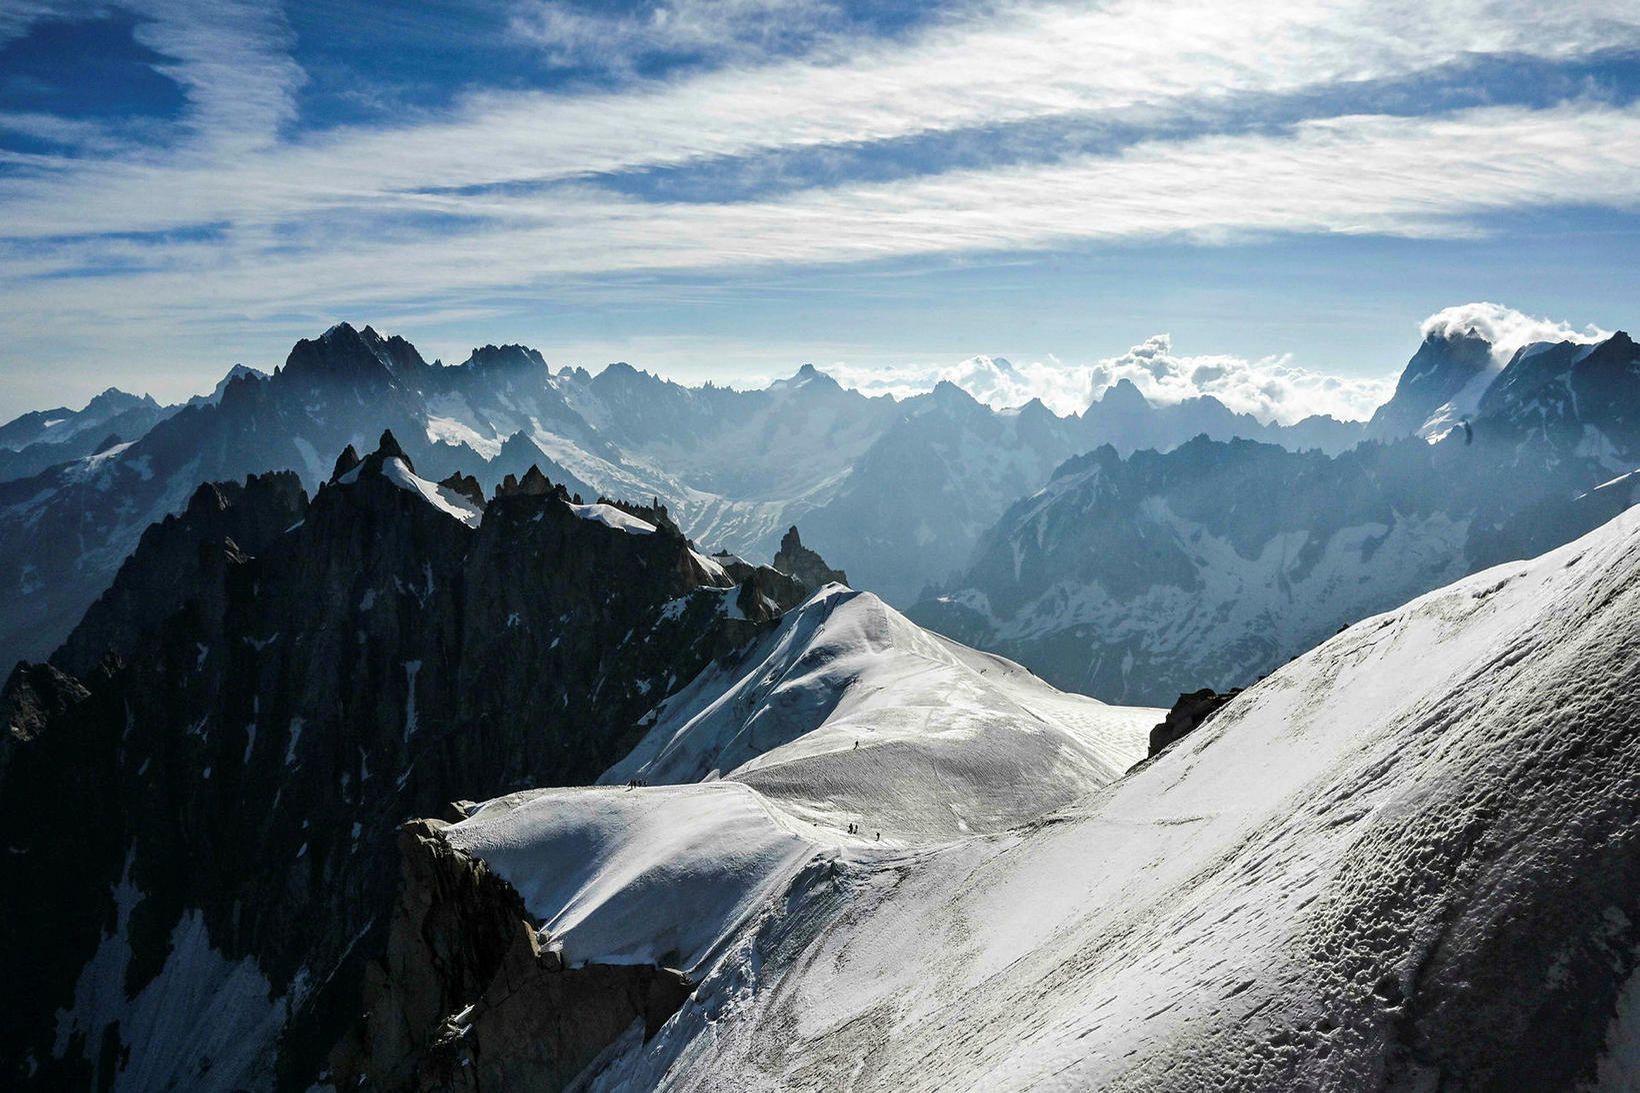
xmin=1419 ymin=302 xmax=1610 ymax=364
xmin=1087 ymin=335 xmax=1393 ymax=425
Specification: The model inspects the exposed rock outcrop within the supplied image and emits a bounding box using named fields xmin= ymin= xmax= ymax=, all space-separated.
xmin=340 ymin=821 xmax=691 ymax=1091
xmin=439 ymin=471 xmax=485 ymax=506
xmin=1145 ymin=687 xmax=1242 ymax=760
xmin=772 ymin=526 xmax=848 ymax=590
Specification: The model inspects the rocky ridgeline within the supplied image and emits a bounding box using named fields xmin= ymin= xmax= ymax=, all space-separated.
xmin=772 ymin=525 xmax=848 ymax=590
xmin=0 ymin=432 xmax=838 ymax=1090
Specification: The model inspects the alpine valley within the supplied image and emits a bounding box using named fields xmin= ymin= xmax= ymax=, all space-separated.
xmin=4 ymin=309 xmax=1640 ymax=1092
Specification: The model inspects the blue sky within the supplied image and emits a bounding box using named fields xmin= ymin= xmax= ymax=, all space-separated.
xmin=1 ymin=0 xmax=1638 ymax=422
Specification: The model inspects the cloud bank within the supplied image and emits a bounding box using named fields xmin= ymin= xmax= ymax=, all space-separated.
xmin=818 ymin=337 xmax=1397 ymax=425
xmin=819 ymin=302 xmax=1609 ymax=425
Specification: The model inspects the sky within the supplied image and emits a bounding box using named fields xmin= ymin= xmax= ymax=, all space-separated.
xmin=1 ymin=0 xmax=1637 ymax=423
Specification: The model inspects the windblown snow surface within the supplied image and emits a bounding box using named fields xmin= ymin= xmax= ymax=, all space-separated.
xmin=604 ymin=586 xmax=1157 ymax=834
xmin=476 ymin=508 xmax=1639 ymax=1091
xmin=446 ymin=587 xmax=1160 ymax=978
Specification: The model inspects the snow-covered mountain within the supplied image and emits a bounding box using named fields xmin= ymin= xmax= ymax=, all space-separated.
xmin=0 ymin=432 xmax=1153 ymax=1089
xmin=410 ymin=497 xmax=1640 ymax=1090
xmin=915 ymin=328 xmax=1640 ymax=704
xmin=0 ymin=386 xmax=174 ymax=483
xmin=11 ymin=387 xmax=1640 ymax=1089
xmin=602 ymin=585 xmax=1156 ymax=818
xmin=0 ymin=323 xmax=1352 ymax=671
xmin=0 ymin=432 xmax=813 ymax=1089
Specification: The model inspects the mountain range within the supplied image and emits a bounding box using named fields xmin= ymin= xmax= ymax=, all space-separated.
xmin=914 ymin=326 xmax=1640 ymax=703
xmin=7 ymin=429 xmax=1640 ymax=1089
xmin=4 ymin=307 xmax=1640 ymax=1088
xmin=0 ymin=431 xmax=1152 ymax=1088
xmin=0 ymin=325 xmax=1358 ymax=674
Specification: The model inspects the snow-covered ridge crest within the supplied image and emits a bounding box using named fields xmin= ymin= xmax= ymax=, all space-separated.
xmin=605 ymin=583 xmax=1158 ymax=799
xmin=438 ymin=583 xmax=1162 ymax=1006
xmin=570 ymin=501 xmax=654 ymax=535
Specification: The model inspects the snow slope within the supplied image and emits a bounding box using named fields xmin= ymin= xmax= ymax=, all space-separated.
xmin=444 ymin=783 xmax=817 ymax=974
xmin=445 ymin=585 xmax=1160 ymax=1003
xmin=603 ymin=585 xmax=1160 ymax=842
xmin=573 ymin=504 xmax=1640 ymax=1091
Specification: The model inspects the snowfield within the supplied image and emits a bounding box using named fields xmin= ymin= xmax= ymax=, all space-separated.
xmin=445 ymin=783 xmax=818 ymax=975
xmin=603 ymin=585 xmax=1160 ymax=843
xmin=571 ymin=502 xmax=657 ymax=535
xmin=453 ymin=506 xmax=1640 ymax=1091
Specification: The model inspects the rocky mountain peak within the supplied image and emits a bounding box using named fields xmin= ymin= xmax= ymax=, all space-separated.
xmin=375 ymin=428 xmax=409 ymax=468
xmin=773 ymin=526 xmax=848 ymax=589
xmin=82 ymin=387 xmax=150 ymax=415
xmin=786 ymin=363 xmax=841 ymax=392
xmin=185 ymin=479 xmax=232 ymax=517
xmin=439 ymin=471 xmax=485 ymax=506
xmin=462 ymin=344 xmax=550 ymax=378
xmin=1364 ymin=327 xmax=1494 ymax=440
xmin=283 ymin=323 xmax=428 ymax=390
xmin=330 ymin=443 xmax=361 ymax=482
xmin=1095 ymin=377 xmax=1150 ymax=412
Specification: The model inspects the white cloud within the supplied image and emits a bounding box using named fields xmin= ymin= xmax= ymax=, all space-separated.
xmin=819 ymin=355 xmax=1098 ymax=414
xmin=7 ymin=101 xmax=1637 ymax=326
xmin=0 ymin=1 xmax=108 ymax=46
xmin=814 ymin=337 xmax=1395 ymax=424
xmin=2 ymin=2 xmax=1637 ymax=410
xmin=137 ymin=0 xmax=303 ymax=151
xmin=3 ymin=0 xmax=1637 ymax=240
xmin=512 ymin=0 xmax=845 ymax=70
xmin=1419 ymin=301 xmax=1610 ymax=364
xmin=1085 ymin=335 xmax=1394 ymax=423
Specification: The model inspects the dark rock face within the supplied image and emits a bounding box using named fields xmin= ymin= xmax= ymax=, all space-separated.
xmin=0 ymin=661 xmax=90 ymax=778
xmin=52 ymin=472 xmax=308 ymax=678
xmin=1364 ymin=329 xmax=1493 ymax=441
xmin=773 ymin=526 xmax=848 ymax=590
xmin=343 ymin=820 xmax=691 ymax=1091
xmin=0 ymin=438 xmax=756 ymax=1090
xmin=0 ymin=324 xmax=610 ymax=673
xmin=439 ymin=471 xmax=485 ymax=506
xmin=1145 ymin=687 xmax=1242 ymax=760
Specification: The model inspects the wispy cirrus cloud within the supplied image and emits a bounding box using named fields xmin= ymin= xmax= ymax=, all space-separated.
xmin=10 ymin=100 xmax=1639 ymax=318
xmin=4 ymin=1 xmax=1638 ymax=241
xmin=123 ymin=0 xmax=304 ymax=152
xmin=0 ymin=1 xmax=107 ymax=45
